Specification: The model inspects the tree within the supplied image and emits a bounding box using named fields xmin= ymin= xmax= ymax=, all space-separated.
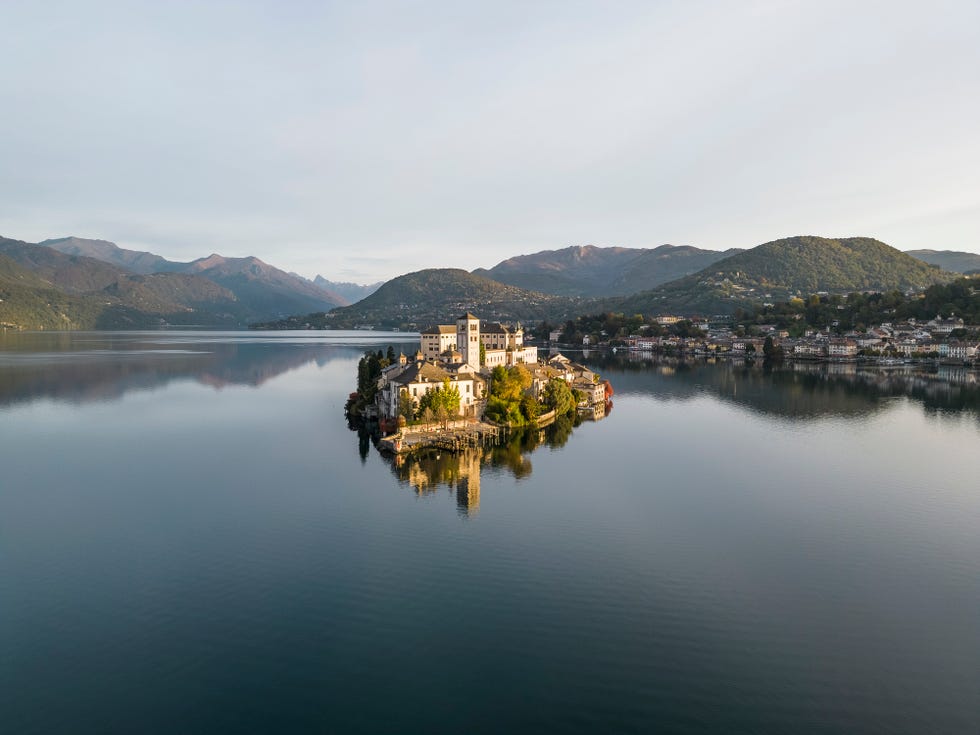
xmin=479 ymin=341 xmax=486 ymax=366
xmin=520 ymin=394 xmax=540 ymax=423
xmin=398 ymin=390 xmax=415 ymax=422
xmin=485 ymin=365 xmax=535 ymax=425
xmin=541 ymin=378 xmax=577 ymax=417
xmin=763 ymin=335 xmax=784 ymax=361
xmin=417 ymin=379 xmax=461 ymax=419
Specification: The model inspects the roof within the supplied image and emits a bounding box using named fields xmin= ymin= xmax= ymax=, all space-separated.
xmin=459 ymin=312 xmax=479 ymax=321
xmin=480 ymin=321 xmax=511 ymax=334
xmin=420 ymin=324 xmax=456 ymax=335
xmin=391 ymin=360 xmax=475 ymax=386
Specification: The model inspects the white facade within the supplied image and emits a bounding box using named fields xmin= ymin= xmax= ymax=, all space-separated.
xmin=457 ymin=313 xmax=481 ymax=369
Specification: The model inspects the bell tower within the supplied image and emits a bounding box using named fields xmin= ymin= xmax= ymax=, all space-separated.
xmin=456 ymin=312 xmax=481 ymax=369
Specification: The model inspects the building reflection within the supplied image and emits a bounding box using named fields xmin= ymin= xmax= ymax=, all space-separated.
xmin=379 ymin=414 xmax=592 ymax=517
xmin=394 ymin=447 xmax=484 ymax=516
xmin=589 ymin=352 xmax=980 ymax=421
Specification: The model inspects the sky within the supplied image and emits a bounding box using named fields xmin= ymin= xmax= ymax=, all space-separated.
xmin=1 ymin=0 xmax=979 ymax=283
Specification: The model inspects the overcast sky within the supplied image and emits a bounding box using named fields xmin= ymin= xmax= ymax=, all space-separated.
xmin=2 ymin=0 xmax=978 ymax=282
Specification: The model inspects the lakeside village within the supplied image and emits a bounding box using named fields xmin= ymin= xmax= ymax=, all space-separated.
xmin=561 ymin=314 xmax=980 ymax=365
xmin=346 ymin=313 xmax=612 ymax=456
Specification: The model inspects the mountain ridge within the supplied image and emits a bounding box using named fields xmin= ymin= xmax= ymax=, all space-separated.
xmin=906 ymin=249 xmax=980 ymax=275
xmin=619 ymin=236 xmax=957 ymax=315
xmin=39 ymin=235 xmax=348 ymax=320
xmin=474 ymin=243 xmax=741 ymax=297
xmin=273 ymin=268 xmax=590 ymax=330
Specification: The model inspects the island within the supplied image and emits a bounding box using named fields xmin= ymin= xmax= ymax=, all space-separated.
xmin=347 ymin=312 xmax=611 ymax=455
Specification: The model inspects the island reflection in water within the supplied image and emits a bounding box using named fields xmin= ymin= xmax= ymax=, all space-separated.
xmin=1 ymin=331 xmax=977 ymax=425
xmin=375 ymin=417 xmax=583 ymax=516
xmin=372 ymin=351 xmax=980 ymax=517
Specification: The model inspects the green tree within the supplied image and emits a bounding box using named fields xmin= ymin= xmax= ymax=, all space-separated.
xmin=485 ymin=365 xmax=536 ymax=425
xmin=398 ymin=390 xmax=415 ymax=422
xmin=520 ymin=394 xmax=540 ymax=423
xmin=417 ymin=379 xmax=461 ymax=418
xmin=763 ymin=335 xmax=784 ymax=361
xmin=541 ymin=378 xmax=577 ymax=416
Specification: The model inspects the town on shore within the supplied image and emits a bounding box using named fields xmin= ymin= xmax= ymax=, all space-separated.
xmin=550 ymin=313 xmax=979 ymax=365
xmin=347 ymin=313 xmax=611 ymax=455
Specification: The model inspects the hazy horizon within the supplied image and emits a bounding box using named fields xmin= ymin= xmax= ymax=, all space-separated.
xmin=2 ymin=1 xmax=978 ymax=282
xmin=5 ymin=233 xmax=973 ymax=287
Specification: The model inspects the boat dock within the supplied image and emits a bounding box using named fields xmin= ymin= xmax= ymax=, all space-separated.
xmin=378 ymin=420 xmax=508 ymax=455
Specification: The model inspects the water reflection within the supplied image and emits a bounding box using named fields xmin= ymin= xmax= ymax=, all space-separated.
xmin=581 ymin=352 xmax=980 ymax=422
xmin=379 ymin=418 xmax=580 ymax=516
xmin=0 ymin=330 xmax=417 ymax=407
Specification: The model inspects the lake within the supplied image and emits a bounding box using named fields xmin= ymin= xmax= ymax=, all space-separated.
xmin=1 ymin=331 xmax=978 ymax=734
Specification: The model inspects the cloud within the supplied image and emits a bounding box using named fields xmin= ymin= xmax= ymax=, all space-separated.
xmin=2 ymin=0 xmax=978 ymax=283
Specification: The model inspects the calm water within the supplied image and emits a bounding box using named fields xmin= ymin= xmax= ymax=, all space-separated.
xmin=1 ymin=332 xmax=978 ymax=734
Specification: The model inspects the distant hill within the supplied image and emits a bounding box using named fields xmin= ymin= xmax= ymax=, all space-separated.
xmin=619 ymin=236 xmax=956 ymax=315
xmin=906 ymin=249 xmax=980 ymax=275
xmin=474 ymin=244 xmax=737 ymax=297
xmin=42 ymin=236 xmax=173 ymax=274
xmin=180 ymin=253 xmax=346 ymax=316
xmin=30 ymin=235 xmax=348 ymax=323
xmin=1 ymin=237 xmax=131 ymax=293
xmin=313 ymin=275 xmax=382 ymax=304
xmin=0 ymin=237 xmax=249 ymax=329
xmin=267 ymin=268 xmax=590 ymax=330
xmin=0 ymin=252 xmax=105 ymax=329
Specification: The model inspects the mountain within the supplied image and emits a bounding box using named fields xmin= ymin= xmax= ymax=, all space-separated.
xmin=39 ymin=236 xmax=348 ymax=321
xmin=619 ymin=236 xmax=956 ymax=315
xmin=906 ymin=249 xmax=980 ymax=275
xmin=1 ymin=237 xmax=131 ymax=293
xmin=180 ymin=254 xmax=345 ymax=316
xmin=0 ymin=252 xmax=106 ymax=329
xmin=474 ymin=244 xmax=738 ymax=297
xmin=42 ymin=236 xmax=173 ymax=274
xmin=313 ymin=275 xmax=382 ymax=304
xmin=266 ymin=268 xmax=590 ymax=330
xmin=0 ymin=237 xmax=248 ymax=329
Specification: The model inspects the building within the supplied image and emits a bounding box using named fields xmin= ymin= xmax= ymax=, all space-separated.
xmin=419 ymin=325 xmax=457 ymax=360
xmin=376 ymin=355 xmax=484 ymax=419
xmin=420 ymin=314 xmax=538 ymax=369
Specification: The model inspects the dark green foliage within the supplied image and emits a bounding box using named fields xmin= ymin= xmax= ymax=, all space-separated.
xmin=519 ymin=394 xmax=540 ymax=423
xmin=323 ymin=269 xmax=591 ymax=329
xmin=745 ymin=278 xmax=980 ymax=333
xmin=541 ymin=378 xmax=577 ymax=417
xmin=348 ymin=349 xmax=392 ymax=416
xmin=475 ymin=244 xmax=739 ymax=297
xmin=484 ymin=365 xmax=534 ymax=425
xmin=763 ymin=335 xmax=784 ymax=361
xmin=553 ymin=312 xmax=704 ymax=344
xmin=619 ymin=236 xmax=956 ymax=316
